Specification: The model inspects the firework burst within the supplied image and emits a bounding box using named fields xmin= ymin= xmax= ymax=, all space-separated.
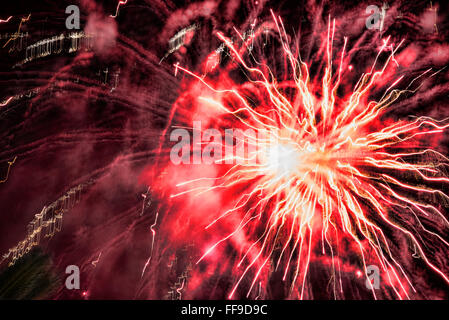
xmin=158 ymin=11 xmax=449 ymax=300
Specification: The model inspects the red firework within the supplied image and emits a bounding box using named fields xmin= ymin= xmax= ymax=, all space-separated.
xmin=153 ymin=12 xmax=449 ymax=300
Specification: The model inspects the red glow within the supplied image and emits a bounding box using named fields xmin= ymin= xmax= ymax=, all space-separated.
xmin=148 ymin=13 xmax=449 ymax=300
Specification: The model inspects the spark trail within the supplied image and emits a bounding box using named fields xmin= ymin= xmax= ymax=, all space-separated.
xmin=0 ymin=156 xmax=17 ymax=184
xmin=3 ymin=14 xmax=31 ymax=49
xmin=141 ymin=212 xmax=159 ymax=278
xmin=165 ymin=13 xmax=449 ymax=300
xmin=111 ymin=0 xmax=129 ymax=18
xmin=0 ymin=96 xmax=13 ymax=107
xmin=0 ymin=16 xmax=13 ymax=24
